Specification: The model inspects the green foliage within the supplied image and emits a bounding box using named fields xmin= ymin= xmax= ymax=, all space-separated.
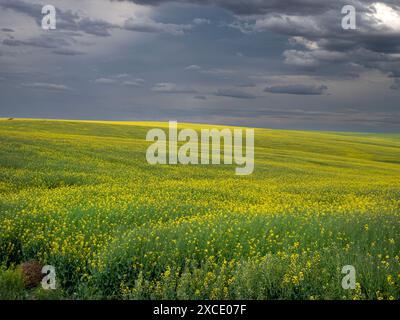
xmin=0 ymin=266 xmax=25 ymax=300
xmin=31 ymin=287 xmax=65 ymax=300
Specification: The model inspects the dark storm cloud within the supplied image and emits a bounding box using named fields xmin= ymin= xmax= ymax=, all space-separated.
xmin=264 ymin=84 xmax=328 ymax=95
xmin=119 ymin=0 xmax=400 ymax=15
xmin=121 ymin=0 xmax=400 ymax=88
xmin=119 ymin=0 xmax=351 ymax=15
xmin=0 ymin=0 xmax=197 ymax=59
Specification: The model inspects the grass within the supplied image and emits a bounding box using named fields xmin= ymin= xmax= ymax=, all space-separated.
xmin=0 ymin=118 xmax=399 ymax=300
xmin=0 ymin=265 xmax=25 ymax=300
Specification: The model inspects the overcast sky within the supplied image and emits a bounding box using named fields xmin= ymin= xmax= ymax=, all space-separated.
xmin=1 ymin=0 xmax=400 ymax=131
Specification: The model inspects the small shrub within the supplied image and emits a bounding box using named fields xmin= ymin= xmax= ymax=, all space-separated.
xmin=0 ymin=267 xmax=25 ymax=300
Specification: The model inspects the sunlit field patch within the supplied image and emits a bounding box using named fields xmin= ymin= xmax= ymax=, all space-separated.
xmin=0 ymin=119 xmax=399 ymax=299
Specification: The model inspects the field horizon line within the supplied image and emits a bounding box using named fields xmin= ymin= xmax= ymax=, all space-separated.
xmin=1 ymin=117 xmax=399 ymax=136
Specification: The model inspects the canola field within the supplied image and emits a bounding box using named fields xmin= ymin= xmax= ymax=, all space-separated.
xmin=0 ymin=118 xmax=399 ymax=300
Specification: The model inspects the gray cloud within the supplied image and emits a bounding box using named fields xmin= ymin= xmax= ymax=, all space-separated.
xmin=185 ymin=64 xmax=202 ymax=70
xmin=122 ymin=79 xmax=145 ymax=86
xmin=95 ymin=78 xmax=118 ymax=84
xmin=193 ymin=95 xmax=207 ymax=100
xmin=77 ymin=18 xmax=114 ymax=37
xmin=94 ymin=75 xmax=145 ymax=86
xmin=0 ymin=0 xmax=195 ymax=60
xmin=0 ymin=0 xmax=44 ymax=22
xmin=240 ymin=2 xmax=400 ymax=86
xmin=200 ymin=68 xmax=236 ymax=76
xmin=3 ymin=36 xmax=69 ymax=49
xmin=0 ymin=0 xmax=87 ymax=37
xmin=21 ymin=82 xmax=72 ymax=91
xmin=264 ymin=84 xmax=328 ymax=95
xmin=215 ymin=88 xmax=257 ymax=99
xmin=0 ymin=0 xmax=112 ymax=37
xmin=52 ymin=48 xmax=84 ymax=56
xmin=123 ymin=17 xmax=192 ymax=35
xmin=193 ymin=18 xmax=211 ymax=25
xmin=151 ymin=82 xmax=198 ymax=93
